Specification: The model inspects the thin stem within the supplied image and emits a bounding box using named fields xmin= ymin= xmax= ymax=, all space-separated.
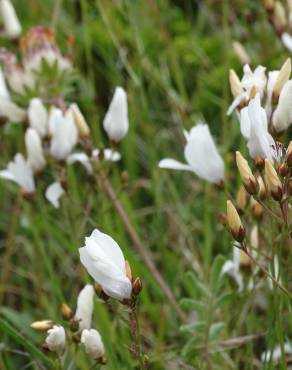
xmin=98 ymin=170 xmax=187 ymax=322
xmin=51 ymin=0 xmax=63 ymax=30
xmin=129 ymin=299 xmax=146 ymax=369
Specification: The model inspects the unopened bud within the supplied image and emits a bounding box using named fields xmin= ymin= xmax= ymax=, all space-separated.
xmin=263 ymin=0 xmax=274 ymax=11
xmin=279 ymin=162 xmax=288 ymax=177
xmin=250 ymin=197 xmax=263 ymax=219
xmin=273 ymin=58 xmax=291 ymax=100
xmin=236 ymin=152 xmax=257 ymax=194
xmin=255 ymin=156 xmax=265 ymax=171
xmin=61 ymin=304 xmax=73 ymax=320
xmin=264 ymin=159 xmax=283 ymax=201
xmin=31 ymin=320 xmax=53 ymax=331
xmin=236 ymin=186 xmax=249 ymax=211
xmin=227 ymin=200 xmax=245 ymax=242
xmin=229 ymin=69 xmax=244 ymax=98
xmin=232 ymin=41 xmax=251 ymax=65
xmin=69 ymin=103 xmax=90 ymax=138
xmin=274 ymin=1 xmax=287 ymax=33
xmin=125 ymin=260 xmax=132 ymax=281
xmin=70 ymin=319 xmax=80 ymax=332
xmin=239 ymin=249 xmax=251 ymax=267
xmin=257 ymin=176 xmax=268 ymax=200
xmin=132 ymin=277 xmax=143 ymax=296
xmin=287 ymin=141 xmax=292 ymax=166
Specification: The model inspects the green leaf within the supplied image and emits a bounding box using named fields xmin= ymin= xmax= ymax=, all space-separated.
xmin=210 ymin=254 xmax=226 ymax=294
xmin=209 ymin=322 xmax=226 ymax=340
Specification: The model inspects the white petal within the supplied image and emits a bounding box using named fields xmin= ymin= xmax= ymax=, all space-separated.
xmin=158 ymin=158 xmax=193 ymax=172
xmin=75 ymin=285 xmax=94 ymax=331
xmin=272 ymin=80 xmax=292 ymax=132
xmin=45 ymin=326 xmax=66 ymax=352
xmin=0 ymin=0 xmax=21 ymax=39
xmin=282 ymin=32 xmax=292 ymax=52
xmin=81 ymin=329 xmax=105 ymax=359
xmin=45 ymin=182 xmax=65 ymax=208
xmin=0 ymin=65 xmax=10 ymax=99
xmin=92 ymin=149 xmax=121 ymax=162
xmin=28 ymin=98 xmax=48 ymax=138
xmin=227 ymin=92 xmax=247 ymax=116
xmin=25 ymin=128 xmax=46 ymax=173
xmin=0 ymin=98 xmax=26 ymax=122
xmin=66 ymin=152 xmax=92 ymax=174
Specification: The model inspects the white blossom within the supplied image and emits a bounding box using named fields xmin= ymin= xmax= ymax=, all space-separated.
xmin=0 ymin=153 xmax=35 ymax=193
xmin=49 ymin=108 xmax=78 ymax=160
xmin=159 ymin=124 xmax=224 ymax=184
xmin=281 ymin=32 xmax=292 ymax=52
xmin=0 ymin=0 xmax=21 ymax=39
xmin=261 ymin=342 xmax=292 ymax=363
xmin=81 ymin=329 xmax=105 ymax=359
xmin=103 ymin=87 xmax=129 ymax=142
xmin=79 ymin=229 xmax=132 ymax=300
xmin=45 ymin=182 xmax=65 ymax=208
xmin=272 ymin=80 xmax=292 ymax=132
xmin=25 ymin=128 xmax=46 ymax=173
xmin=74 ymin=284 xmax=94 ymax=332
xmin=28 ymin=98 xmax=48 ymax=138
xmin=45 ymin=326 xmax=66 ymax=352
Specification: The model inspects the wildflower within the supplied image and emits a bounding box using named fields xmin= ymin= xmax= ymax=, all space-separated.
xmin=226 ymin=200 xmax=245 ymax=242
xmin=242 ymin=94 xmax=276 ymax=160
xmin=103 ymin=87 xmax=129 ymax=142
xmin=159 ymin=124 xmax=224 ymax=184
xmin=45 ymin=325 xmax=66 ymax=352
xmin=79 ymin=229 xmax=132 ymax=300
xmin=28 ymin=98 xmax=48 ymax=138
xmin=261 ymin=343 xmax=292 ymax=363
xmin=264 ymin=159 xmax=283 ymax=200
xmin=0 ymin=0 xmax=21 ymax=39
xmin=74 ymin=284 xmax=94 ymax=332
xmin=45 ymin=182 xmax=65 ymax=208
xmin=30 ymin=320 xmax=53 ymax=331
xmin=81 ymin=329 xmax=105 ymax=359
xmin=25 ymin=128 xmax=46 ymax=173
xmin=272 ymin=80 xmax=292 ymax=133
xmin=236 ymin=151 xmax=257 ymax=194
xmin=69 ymin=103 xmax=90 ymax=139
xmin=0 ymin=153 xmax=35 ymax=194
xmin=49 ymin=108 xmax=78 ymax=160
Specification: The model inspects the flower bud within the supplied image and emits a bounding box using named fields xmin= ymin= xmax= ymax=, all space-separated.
xmin=103 ymin=87 xmax=129 ymax=142
xmin=69 ymin=103 xmax=90 ymax=138
xmin=250 ymin=225 xmax=259 ymax=249
xmin=61 ymin=304 xmax=73 ymax=320
xmin=273 ymin=80 xmax=292 ymax=133
xmin=30 ymin=320 xmax=53 ymax=331
xmin=250 ymin=197 xmax=263 ymax=219
xmin=0 ymin=0 xmax=22 ymax=39
xmin=254 ymin=156 xmax=265 ymax=171
xmin=229 ymin=69 xmax=244 ymax=98
xmin=81 ymin=329 xmax=105 ymax=360
xmin=45 ymin=325 xmax=66 ymax=352
xmin=232 ymin=41 xmax=250 ymax=65
xmin=236 ymin=186 xmax=248 ymax=211
xmin=264 ymin=159 xmax=283 ymax=201
xmin=28 ymin=98 xmax=48 ymax=138
xmin=263 ymin=0 xmax=274 ymax=11
xmin=239 ymin=248 xmax=251 ymax=267
xmin=74 ymin=284 xmax=94 ymax=332
xmin=274 ymin=1 xmax=287 ymax=32
xmin=226 ymin=200 xmax=245 ymax=242
xmin=132 ymin=277 xmax=143 ymax=296
xmin=236 ymin=151 xmax=257 ymax=194
xmin=257 ymin=176 xmax=268 ymax=200
xmin=25 ymin=128 xmax=46 ymax=173
xmin=278 ymin=162 xmax=288 ymax=177
xmin=273 ymin=58 xmax=291 ymax=100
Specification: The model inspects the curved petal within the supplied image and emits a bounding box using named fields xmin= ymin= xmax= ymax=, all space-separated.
xmin=158 ymin=158 xmax=192 ymax=171
xmin=45 ymin=182 xmax=65 ymax=208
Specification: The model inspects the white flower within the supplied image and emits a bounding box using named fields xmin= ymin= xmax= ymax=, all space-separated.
xmin=81 ymin=329 xmax=105 ymax=359
xmin=0 ymin=0 xmax=21 ymax=39
xmin=45 ymin=325 xmax=66 ymax=352
xmin=0 ymin=153 xmax=35 ymax=194
xmin=74 ymin=284 xmax=94 ymax=331
xmin=159 ymin=124 xmax=224 ymax=184
xmin=79 ymin=229 xmax=132 ymax=300
xmin=45 ymin=182 xmax=65 ymax=208
xmin=227 ymin=64 xmax=267 ymax=115
xmin=66 ymin=149 xmax=121 ymax=174
xmin=244 ymin=94 xmax=276 ymax=160
xmin=221 ymin=246 xmax=243 ymax=291
xmin=261 ymin=342 xmax=292 ymax=363
xmin=28 ymin=98 xmax=48 ymax=138
xmin=281 ymin=32 xmax=292 ymax=52
xmin=272 ymin=80 xmax=292 ymax=132
xmin=49 ymin=108 xmax=78 ymax=160
xmin=25 ymin=128 xmax=46 ymax=173
xmin=103 ymin=87 xmax=129 ymax=142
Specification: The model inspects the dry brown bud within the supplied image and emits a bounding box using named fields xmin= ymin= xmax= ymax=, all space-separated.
xmin=279 ymin=162 xmax=289 ymax=177
xmin=229 ymin=69 xmax=244 ymax=98
xmin=264 ymin=159 xmax=283 ymax=201
xmin=132 ymin=277 xmax=143 ymax=296
xmin=61 ymin=304 xmax=74 ymax=320
xmin=254 ymin=156 xmax=265 ymax=170
xmin=125 ymin=260 xmax=132 ymax=281
xmin=30 ymin=320 xmax=53 ymax=331
xmin=226 ymin=200 xmax=245 ymax=242
xmin=236 ymin=152 xmax=257 ymax=194
xmin=273 ymin=58 xmax=291 ymax=100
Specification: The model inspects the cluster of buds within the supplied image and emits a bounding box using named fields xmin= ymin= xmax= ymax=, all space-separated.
xmin=31 ymin=285 xmax=106 ymax=365
xmin=263 ymin=0 xmax=292 ymax=52
xmin=0 ymin=26 xmax=72 ymax=99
